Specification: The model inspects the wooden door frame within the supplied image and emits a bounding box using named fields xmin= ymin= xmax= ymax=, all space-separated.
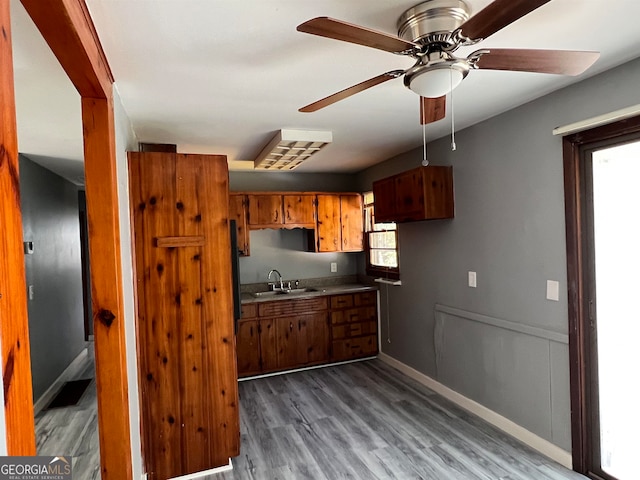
xmin=563 ymin=114 xmax=640 ymax=477
xmin=1 ymin=0 xmax=133 ymax=478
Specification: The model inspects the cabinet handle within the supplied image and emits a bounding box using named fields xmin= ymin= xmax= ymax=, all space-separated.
xmin=290 ymin=322 xmax=293 ymax=332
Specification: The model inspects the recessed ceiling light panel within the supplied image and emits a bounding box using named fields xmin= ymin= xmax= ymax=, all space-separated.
xmin=254 ymin=129 xmax=332 ymax=170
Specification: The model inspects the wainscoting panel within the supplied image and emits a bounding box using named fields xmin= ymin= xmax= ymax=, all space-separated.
xmin=434 ymin=304 xmax=570 ymax=450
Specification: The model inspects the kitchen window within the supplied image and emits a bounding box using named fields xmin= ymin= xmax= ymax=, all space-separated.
xmin=363 ymin=191 xmax=400 ymax=280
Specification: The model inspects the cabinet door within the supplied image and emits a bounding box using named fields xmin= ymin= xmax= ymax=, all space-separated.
xmin=284 ymin=194 xmax=315 ymax=225
xmin=248 ymin=194 xmax=283 ymax=226
xmin=298 ymin=313 xmax=330 ymax=365
xmin=372 ymin=176 xmax=396 ymax=223
xmin=315 ymin=195 xmax=341 ymax=252
xmin=423 ymin=166 xmax=455 ymax=219
xmin=236 ymin=320 xmax=260 ymax=377
xmin=340 ymin=194 xmax=363 ymax=252
xmin=394 ymin=169 xmax=424 ymax=221
xmin=259 ymin=318 xmax=278 ymax=372
xmin=275 ymin=316 xmax=299 ymax=370
xmin=229 ymin=194 xmax=249 ymax=255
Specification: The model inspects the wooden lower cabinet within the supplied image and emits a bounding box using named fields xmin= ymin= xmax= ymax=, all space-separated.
xmin=237 ymin=298 xmax=330 ymax=377
xmin=236 ymin=320 xmax=261 ymax=376
xmin=330 ymin=291 xmax=378 ymax=361
xmin=236 ymin=291 xmax=378 ymax=377
xmin=275 ymin=313 xmax=329 ymax=370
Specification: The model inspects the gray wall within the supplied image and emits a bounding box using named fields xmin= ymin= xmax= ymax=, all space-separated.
xmin=20 ymin=154 xmax=86 ymax=401
xmin=230 ymin=171 xmax=357 ymax=192
xmin=230 ymin=171 xmax=362 ymax=284
xmin=239 ymin=229 xmax=359 ymax=284
xmin=356 ymin=56 xmax=640 ymax=451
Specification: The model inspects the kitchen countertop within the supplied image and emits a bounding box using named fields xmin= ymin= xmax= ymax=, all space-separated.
xmin=240 ymin=283 xmax=377 ymax=304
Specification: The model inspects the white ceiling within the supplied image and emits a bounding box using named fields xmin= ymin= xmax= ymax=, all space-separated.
xmin=12 ymin=0 xmax=640 ymax=184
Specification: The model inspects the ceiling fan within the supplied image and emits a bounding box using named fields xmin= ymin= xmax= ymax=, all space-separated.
xmin=297 ymin=0 xmax=600 ymax=124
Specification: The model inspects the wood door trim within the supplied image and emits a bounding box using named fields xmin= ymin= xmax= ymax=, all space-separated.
xmin=562 ymin=114 xmax=640 ymax=476
xmin=19 ymin=0 xmax=114 ymax=98
xmin=0 ymin=0 xmax=37 ymax=455
xmin=11 ymin=1 xmax=133 ymax=478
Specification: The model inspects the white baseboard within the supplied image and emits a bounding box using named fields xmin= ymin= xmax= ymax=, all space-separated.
xmin=378 ymin=353 xmax=572 ymax=469
xmin=33 ymin=347 xmax=89 ymax=414
xmin=168 ymin=459 xmax=233 ymax=479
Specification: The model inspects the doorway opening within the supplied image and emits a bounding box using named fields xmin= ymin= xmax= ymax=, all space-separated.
xmin=563 ymin=116 xmax=640 ymax=480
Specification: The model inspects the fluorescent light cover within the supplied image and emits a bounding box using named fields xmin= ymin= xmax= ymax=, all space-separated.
xmin=254 ymin=129 xmax=332 ymax=170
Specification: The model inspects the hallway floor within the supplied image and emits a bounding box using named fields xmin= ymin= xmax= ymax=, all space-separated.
xmin=35 ymin=347 xmax=100 ymax=480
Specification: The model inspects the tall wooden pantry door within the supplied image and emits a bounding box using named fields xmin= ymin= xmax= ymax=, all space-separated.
xmin=129 ymin=152 xmax=239 ymax=480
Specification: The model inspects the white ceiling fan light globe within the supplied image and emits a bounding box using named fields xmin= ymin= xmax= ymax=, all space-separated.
xmin=408 ymin=66 xmax=465 ymax=98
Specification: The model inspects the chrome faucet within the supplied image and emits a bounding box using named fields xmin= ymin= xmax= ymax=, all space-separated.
xmin=268 ymin=269 xmax=284 ymax=290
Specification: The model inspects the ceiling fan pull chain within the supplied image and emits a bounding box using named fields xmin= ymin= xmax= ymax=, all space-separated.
xmin=450 ymin=68 xmax=457 ymax=152
xmin=421 ymin=121 xmax=429 ymax=166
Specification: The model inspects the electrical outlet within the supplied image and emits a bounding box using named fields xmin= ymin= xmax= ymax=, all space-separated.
xmin=468 ymin=271 xmax=477 ymax=288
xmin=28 ymin=285 xmax=34 ymax=300
xmin=330 ymin=262 xmax=337 ymax=273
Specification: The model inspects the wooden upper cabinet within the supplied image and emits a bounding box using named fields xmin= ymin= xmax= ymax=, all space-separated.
xmin=231 ymin=190 xmax=364 ymax=253
xmin=229 ymin=194 xmax=250 ymax=255
xmin=312 ymin=194 xmax=363 ymax=253
xmin=284 ymin=194 xmax=315 ymax=225
xmin=340 ymin=194 xmax=363 ymax=252
xmin=247 ymin=194 xmax=283 ymax=227
xmin=315 ymin=194 xmax=341 ymax=252
xmin=373 ymin=165 xmax=454 ymax=223
xmin=372 ymin=176 xmax=395 ymax=221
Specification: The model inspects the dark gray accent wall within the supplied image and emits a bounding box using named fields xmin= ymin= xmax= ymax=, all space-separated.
xmin=20 ymin=154 xmax=86 ymax=401
xmin=230 ymin=171 xmax=362 ymax=284
xmin=356 ymin=57 xmax=640 ymax=451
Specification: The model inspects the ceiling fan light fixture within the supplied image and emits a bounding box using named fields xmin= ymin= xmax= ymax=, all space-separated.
xmin=406 ymin=60 xmax=468 ymax=98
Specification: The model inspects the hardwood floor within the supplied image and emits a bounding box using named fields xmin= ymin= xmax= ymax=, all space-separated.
xmin=212 ymin=359 xmax=586 ymax=480
xmin=35 ymin=349 xmax=100 ymax=480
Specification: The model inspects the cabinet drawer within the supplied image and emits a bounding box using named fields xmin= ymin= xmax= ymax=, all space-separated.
xmin=332 ymin=335 xmax=377 ymax=361
xmin=332 ymin=320 xmax=377 ymax=340
xmin=241 ymin=303 xmax=257 ymax=319
xmin=330 ymin=294 xmax=353 ymax=309
xmin=331 ymin=306 xmax=376 ymax=325
xmin=354 ymin=291 xmax=376 ymax=306
xmin=258 ymin=297 xmax=328 ymax=317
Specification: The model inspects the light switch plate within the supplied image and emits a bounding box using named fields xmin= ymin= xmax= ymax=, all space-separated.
xmin=546 ymin=280 xmax=560 ymax=301
xmin=468 ymin=271 xmax=477 ymax=288
xmin=330 ymin=262 xmax=337 ymax=273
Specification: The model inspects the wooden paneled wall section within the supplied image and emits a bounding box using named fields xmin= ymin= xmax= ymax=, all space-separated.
xmin=1 ymin=1 xmax=133 ymax=479
xmin=129 ymin=152 xmax=240 ymax=479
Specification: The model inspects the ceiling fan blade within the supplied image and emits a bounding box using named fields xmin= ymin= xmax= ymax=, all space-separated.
xmin=474 ymin=49 xmax=600 ymax=76
xmin=420 ymin=96 xmax=446 ymax=124
xmin=297 ymin=17 xmax=419 ymax=54
xmin=459 ymin=0 xmax=552 ymax=41
xmin=299 ymin=71 xmax=403 ymax=113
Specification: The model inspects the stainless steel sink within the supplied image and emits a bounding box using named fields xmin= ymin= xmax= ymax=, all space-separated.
xmin=286 ymin=287 xmax=318 ymax=294
xmin=251 ymin=287 xmax=317 ymax=298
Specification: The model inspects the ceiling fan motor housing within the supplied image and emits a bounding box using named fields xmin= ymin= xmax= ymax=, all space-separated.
xmin=397 ymin=0 xmax=471 ymax=48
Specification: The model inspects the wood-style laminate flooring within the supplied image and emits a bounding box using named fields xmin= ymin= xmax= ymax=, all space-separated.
xmin=212 ymin=359 xmax=586 ymax=480
xmin=35 ymin=350 xmax=100 ymax=480
xmin=33 ymin=355 xmax=587 ymax=480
